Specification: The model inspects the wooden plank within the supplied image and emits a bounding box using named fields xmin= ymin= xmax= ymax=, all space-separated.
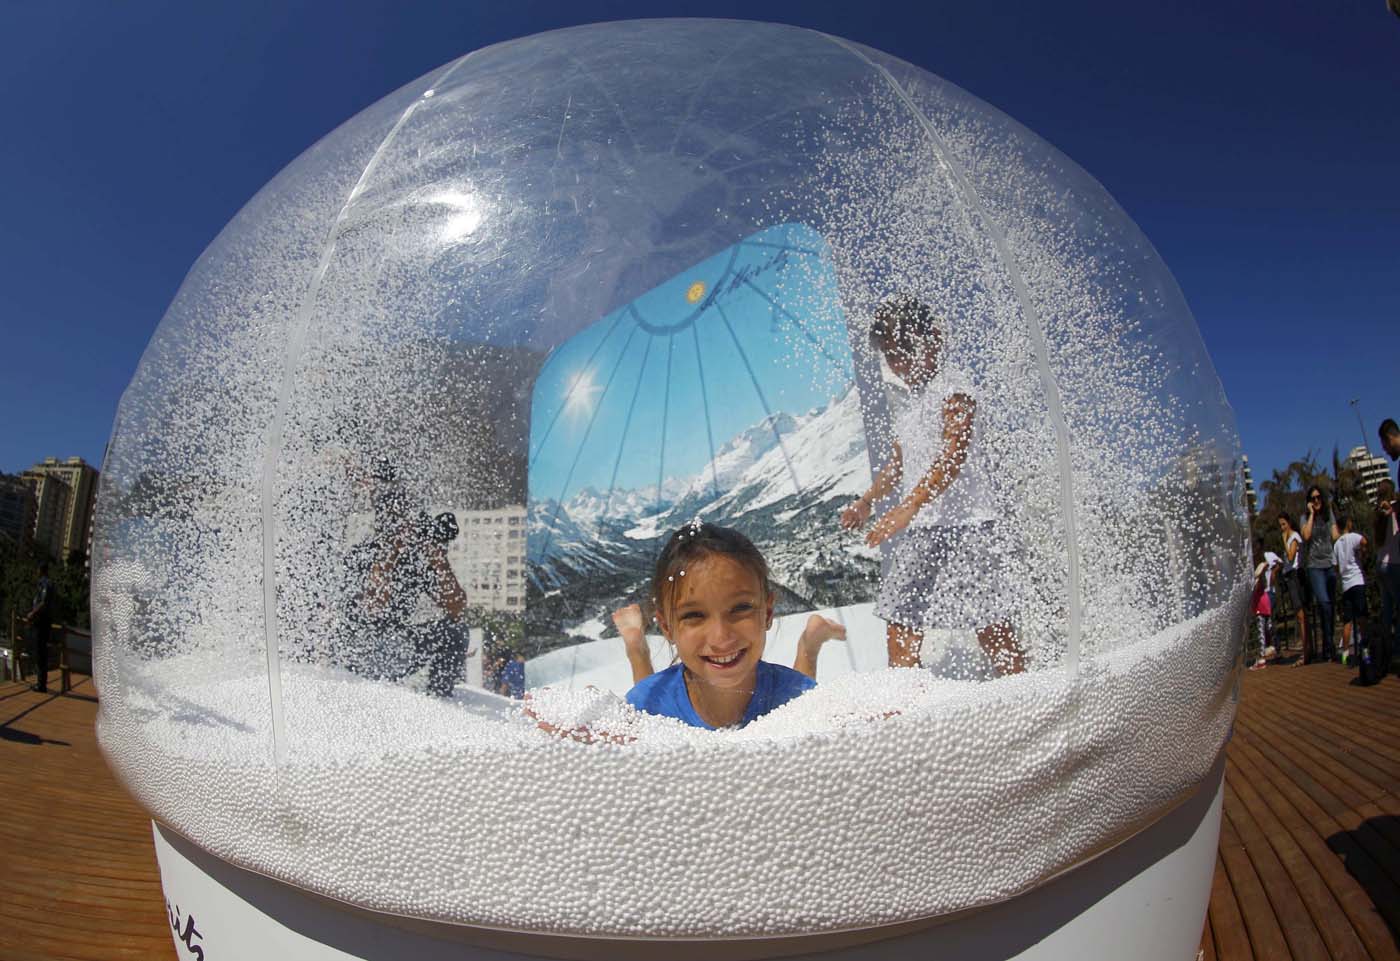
xmin=1256 ymin=683 xmax=1400 ymax=792
xmin=1231 ymin=725 xmax=1400 ymax=958
xmin=0 ymin=676 xmax=171 ymax=961
xmin=1234 ymin=714 xmax=1377 ymax=815
xmin=1233 ymin=721 xmax=1400 ymax=898
xmin=1200 ymin=911 xmax=1219 ymax=961
xmin=1222 ymin=779 xmax=1331 ymax=960
xmin=1219 ymin=806 xmax=1292 ymax=960
xmin=1245 ymin=697 xmax=1400 ymax=802
xmin=1225 ymin=761 xmax=1370 ymax=961
xmin=1209 ymin=851 xmax=1255 ymax=961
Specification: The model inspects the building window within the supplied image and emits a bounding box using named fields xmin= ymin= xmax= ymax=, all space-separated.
xmin=506 ymin=596 xmax=519 ymax=605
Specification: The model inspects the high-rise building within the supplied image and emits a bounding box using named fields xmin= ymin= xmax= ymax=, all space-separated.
xmin=22 ymin=457 xmax=100 ymax=562
xmin=446 ymin=505 xmax=528 ymax=614
xmin=0 ymin=474 xmax=37 ymax=551
xmin=1345 ymin=446 xmax=1390 ymax=499
xmin=1241 ymin=454 xmax=1257 ymax=518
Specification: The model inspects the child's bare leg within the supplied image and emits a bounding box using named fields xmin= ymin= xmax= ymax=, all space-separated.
xmin=1297 ymin=610 xmax=1308 ymax=663
xmin=977 ymin=621 xmax=1024 ymax=676
xmin=886 ymin=623 xmax=923 ymax=668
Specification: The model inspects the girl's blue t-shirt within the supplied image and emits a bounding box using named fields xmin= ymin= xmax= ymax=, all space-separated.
xmin=626 ymin=661 xmax=815 ymax=730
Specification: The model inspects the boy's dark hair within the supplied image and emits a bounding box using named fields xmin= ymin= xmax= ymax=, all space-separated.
xmin=1336 ymin=513 xmax=1351 ymax=531
xmin=1378 ymin=479 xmax=1396 ymax=499
xmin=1379 ymin=418 xmax=1399 ymax=442
xmin=651 ymin=522 xmax=769 ymax=621
xmin=870 ymin=294 xmax=941 ymax=353
xmin=38 ymin=561 xmax=49 ymax=576
xmin=429 ymin=511 xmax=459 ymax=544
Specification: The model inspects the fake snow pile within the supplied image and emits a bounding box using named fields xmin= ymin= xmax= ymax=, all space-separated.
xmin=98 ymin=596 xmax=1239 ymax=937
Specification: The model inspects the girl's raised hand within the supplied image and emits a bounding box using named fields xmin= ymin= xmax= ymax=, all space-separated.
xmin=839 ymin=498 xmax=871 ymax=530
xmin=611 ymin=603 xmax=646 ymax=638
xmin=800 ymin=614 xmax=847 ymax=648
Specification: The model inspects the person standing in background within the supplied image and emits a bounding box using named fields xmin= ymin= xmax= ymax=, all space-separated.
xmin=501 ymin=651 xmax=526 ymax=699
xmin=1301 ymin=485 xmax=1340 ymax=661
xmin=1332 ymin=515 xmax=1378 ymax=682
xmin=1374 ymin=480 xmax=1399 ymax=676
xmin=1277 ymin=513 xmax=1309 ymax=664
xmin=1379 ymin=419 xmax=1400 ymax=486
xmin=22 ymin=562 xmax=54 ymax=693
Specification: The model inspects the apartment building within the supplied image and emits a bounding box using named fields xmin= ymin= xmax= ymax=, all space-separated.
xmin=445 ymin=505 xmax=528 ymax=614
xmin=21 ymin=457 xmax=100 ymax=562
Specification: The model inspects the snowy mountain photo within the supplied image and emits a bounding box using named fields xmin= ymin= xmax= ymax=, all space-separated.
xmin=526 ymin=384 xmax=878 ymax=650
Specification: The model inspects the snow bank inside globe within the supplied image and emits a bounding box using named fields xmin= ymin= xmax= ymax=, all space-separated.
xmin=92 ymin=19 xmax=1246 ymax=938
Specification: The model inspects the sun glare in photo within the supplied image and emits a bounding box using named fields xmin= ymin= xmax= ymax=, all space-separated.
xmin=564 ymin=369 xmax=600 ymax=417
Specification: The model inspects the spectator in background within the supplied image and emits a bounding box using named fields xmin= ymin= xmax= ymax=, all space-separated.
xmin=22 ymin=562 xmax=54 ymax=693
xmin=1277 ymin=513 xmax=1309 ymax=664
xmin=1374 ymin=480 xmax=1399 ymax=676
xmin=1261 ymin=539 xmax=1282 ymax=621
xmin=501 ymin=651 xmax=526 ymax=699
xmin=346 ymin=459 xmax=471 ymax=698
xmin=1250 ymin=549 xmax=1276 ymax=669
xmin=1332 ymin=515 xmax=1379 ymax=681
xmin=1301 ymin=484 xmax=1340 ymax=661
xmin=1379 ymin=419 xmax=1400 ymax=485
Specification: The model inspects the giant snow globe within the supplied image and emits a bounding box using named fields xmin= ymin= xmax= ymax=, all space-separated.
xmin=93 ymin=20 xmax=1247 ymax=961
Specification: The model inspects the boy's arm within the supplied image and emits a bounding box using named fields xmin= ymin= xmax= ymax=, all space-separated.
xmin=866 ymin=394 xmax=974 ymax=547
xmin=842 ymin=445 xmax=902 ymax=530
xmin=865 ymin=443 xmax=903 ymax=502
xmin=1330 ymin=516 xmax=1341 ymax=542
xmin=428 ymin=545 xmax=468 ymax=621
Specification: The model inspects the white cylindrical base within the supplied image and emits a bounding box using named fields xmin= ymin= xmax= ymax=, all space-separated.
xmin=152 ymin=754 xmax=1222 ymax=961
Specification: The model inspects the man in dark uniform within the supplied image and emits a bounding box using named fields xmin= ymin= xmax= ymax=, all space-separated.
xmin=23 ymin=562 xmax=54 ymax=693
xmin=343 ymin=459 xmax=471 ymax=697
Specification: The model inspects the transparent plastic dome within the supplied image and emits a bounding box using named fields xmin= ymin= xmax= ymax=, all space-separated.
xmin=94 ymin=20 xmax=1247 ymax=939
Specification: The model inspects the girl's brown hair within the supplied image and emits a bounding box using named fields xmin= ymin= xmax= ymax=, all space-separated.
xmin=650 ymin=522 xmax=770 ymax=624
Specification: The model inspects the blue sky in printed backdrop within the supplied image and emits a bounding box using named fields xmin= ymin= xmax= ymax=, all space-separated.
xmin=2 ymin=2 xmax=1397 ymax=490
xmin=528 ymin=224 xmax=852 ymax=504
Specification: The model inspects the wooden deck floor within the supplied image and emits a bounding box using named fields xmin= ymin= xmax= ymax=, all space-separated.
xmin=0 ymin=673 xmax=169 ymax=961
xmin=2 ymin=664 xmax=1398 ymax=960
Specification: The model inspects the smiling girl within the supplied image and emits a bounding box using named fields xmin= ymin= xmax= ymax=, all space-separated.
xmin=621 ymin=522 xmax=839 ymax=730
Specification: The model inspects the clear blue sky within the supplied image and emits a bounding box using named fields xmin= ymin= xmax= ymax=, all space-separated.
xmin=3 ymin=1 xmax=1397 ymax=488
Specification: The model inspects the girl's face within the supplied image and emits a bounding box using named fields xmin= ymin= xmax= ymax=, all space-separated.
xmin=877 ymin=335 xmax=940 ymax=389
xmin=657 ymin=553 xmax=773 ymax=693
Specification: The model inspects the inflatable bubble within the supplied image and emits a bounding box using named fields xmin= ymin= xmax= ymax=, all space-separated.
xmin=94 ymin=19 xmax=1247 ymax=958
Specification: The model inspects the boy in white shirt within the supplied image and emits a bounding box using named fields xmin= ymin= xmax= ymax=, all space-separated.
xmin=1332 ymin=515 xmax=1379 ymax=680
xmin=841 ymin=295 xmax=1023 ymax=676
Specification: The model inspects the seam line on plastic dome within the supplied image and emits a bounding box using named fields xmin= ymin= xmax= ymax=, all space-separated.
xmin=823 ymin=34 xmax=1083 ymax=672
xmin=256 ymin=53 xmax=476 ymax=764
